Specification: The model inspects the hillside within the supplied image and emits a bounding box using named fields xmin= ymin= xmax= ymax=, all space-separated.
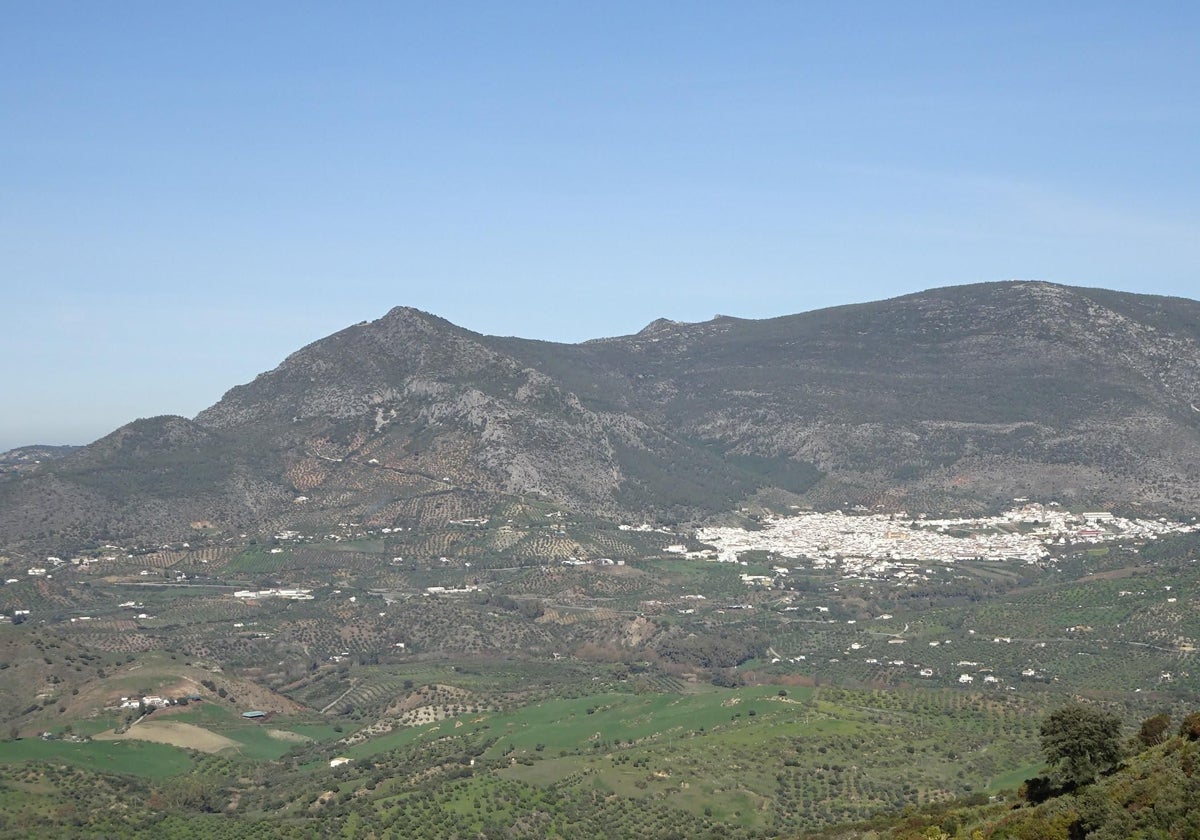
xmin=498 ymin=281 xmax=1200 ymax=514
xmin=3 ymin=281 xmax=1200 ymax=551
xmin=822 ymin=715 xmax=1200 ymax=840
xmin=0 ymin=446 xmax=79 ymax=474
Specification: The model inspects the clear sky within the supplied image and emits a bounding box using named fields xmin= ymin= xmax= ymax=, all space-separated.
xmin=2 ymin=2 xmax=1198 ymax=451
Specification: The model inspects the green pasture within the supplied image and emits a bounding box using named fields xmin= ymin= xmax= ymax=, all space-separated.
xmin=328 ymin=538 xmax=387 ymax=555
xmin=346 ymin=684 xmax=816 ymax=763
xmin=221 ymin=725 xmax=298 ymax=760
xmin=986 ymin=760 xmax=1045 ymax=793
xmin=63 ymin=715 xmax=120 ymax=738
xmin=284 ymin=722 xmax=344 ymax=741
xmin=225 ymin=547 xmax=291 ymax=574
xmin=0 ymin=737 xmax=192 ymax=778
xmin=166 ymin=703 xmax=341 ymax=759
xmin=344 ymin=682 xmax=1047 ymax=831
xmin=166 ymin=702 xmax=231 ymax=727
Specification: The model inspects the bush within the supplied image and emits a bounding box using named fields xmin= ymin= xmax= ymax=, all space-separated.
xmin=1179 ymin=712 xmax=1200 ymax=741
xmin=1018 ymin=775 xmax=1057 ymax=804
xmin=1138 ymin=713 xmax=1171 ymax=747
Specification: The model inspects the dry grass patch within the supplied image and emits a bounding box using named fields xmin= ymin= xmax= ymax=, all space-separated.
xmin=95 ymin=720 xmax=239 ymax=753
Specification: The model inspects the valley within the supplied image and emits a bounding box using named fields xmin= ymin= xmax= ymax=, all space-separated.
xmin=2 ymin=494 xmax=1199 ymax=837
xmin=2 ymin=283 xmax=1200 ymax=837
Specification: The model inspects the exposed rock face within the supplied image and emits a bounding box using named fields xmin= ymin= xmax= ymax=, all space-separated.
xmin=4 ymin=281 xmax=1200 ymax=548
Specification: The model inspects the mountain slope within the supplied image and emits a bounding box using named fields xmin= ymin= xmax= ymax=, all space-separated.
xmin=489 ymin=281 xmax=1200 ymax=512
xmin=3 ymin=281 xmax=1200 ymax=550
xmin=191 ymin=306 xmax=742 ymax=525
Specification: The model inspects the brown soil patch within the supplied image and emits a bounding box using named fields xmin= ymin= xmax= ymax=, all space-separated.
xmin=622 ymin=615 xmax=657 ymax=646
xmin=95 ymin=720 xmax=239 ymax=753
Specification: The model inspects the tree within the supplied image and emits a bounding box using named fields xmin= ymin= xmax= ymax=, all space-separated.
xmin=1179 ymin=711 xmax=1200 ymax=741
xmin=1137 ymin=712 xmax=1171 ymax=747
xmin=1039 ymin=704 xmax=1122 ymax=787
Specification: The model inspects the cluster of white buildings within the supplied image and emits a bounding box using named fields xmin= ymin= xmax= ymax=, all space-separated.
xmin=561 ymin=557 xmax=626 ymax=567
xmin=693 ymin=504 xmax=1199 ymax=573
xmin=118 ymin=695 xmax=170 ymax=709
xmin=232 ymin=587 xmax=313 ymax=600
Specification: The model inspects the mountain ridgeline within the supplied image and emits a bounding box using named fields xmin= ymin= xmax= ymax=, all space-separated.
xmin=4 ymin=281 xmax=1200 ymax=548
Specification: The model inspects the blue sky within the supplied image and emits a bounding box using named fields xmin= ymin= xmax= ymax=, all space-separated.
xmin=2 ymin=2 xmax=1198 ymax=450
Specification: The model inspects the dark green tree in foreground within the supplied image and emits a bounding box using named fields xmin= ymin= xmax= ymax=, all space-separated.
xmin=1039 ymin=703 xmax=1123 ymax=787
xmin=1137 ymin=712 xmax=1171 ymax=747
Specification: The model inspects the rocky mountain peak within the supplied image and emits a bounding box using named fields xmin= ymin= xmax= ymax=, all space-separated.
xmin=637 ymin=317 xmax=686 ymax=336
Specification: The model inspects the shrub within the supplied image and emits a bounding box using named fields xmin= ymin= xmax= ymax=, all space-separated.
xmin=1179 ymin=712 xmax=1200 ymax=741
xmin=1138 ymin=713 xmax=1171 ymax=747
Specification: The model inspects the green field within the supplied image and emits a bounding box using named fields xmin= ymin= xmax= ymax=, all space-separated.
xmin=163 ymin=704 xmax=339 ymax=760
xmin=327 ymin=681 xmax=1047 ymax=833
xmin=0 ymin=737 xmax=193 ymax=778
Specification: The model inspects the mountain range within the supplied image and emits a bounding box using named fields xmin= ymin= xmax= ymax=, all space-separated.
xmin=4 ymin=280 xmax=1200 ymax=551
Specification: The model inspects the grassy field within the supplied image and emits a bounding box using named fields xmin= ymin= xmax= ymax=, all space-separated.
xmin=158 ymin=703 xmax=339 ymax=759
xmin=330 ymin=681 xmax=1045 ymax=833
xmin=0 ymin=737 xmax=193 ymax=778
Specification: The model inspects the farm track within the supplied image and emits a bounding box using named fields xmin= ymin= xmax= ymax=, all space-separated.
xmin=320 ymin=679 xmax=361 ymax=714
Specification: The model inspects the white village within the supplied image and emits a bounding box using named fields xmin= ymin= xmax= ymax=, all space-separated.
xmin=692 ymin=504 xmax=1200 ymax=580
